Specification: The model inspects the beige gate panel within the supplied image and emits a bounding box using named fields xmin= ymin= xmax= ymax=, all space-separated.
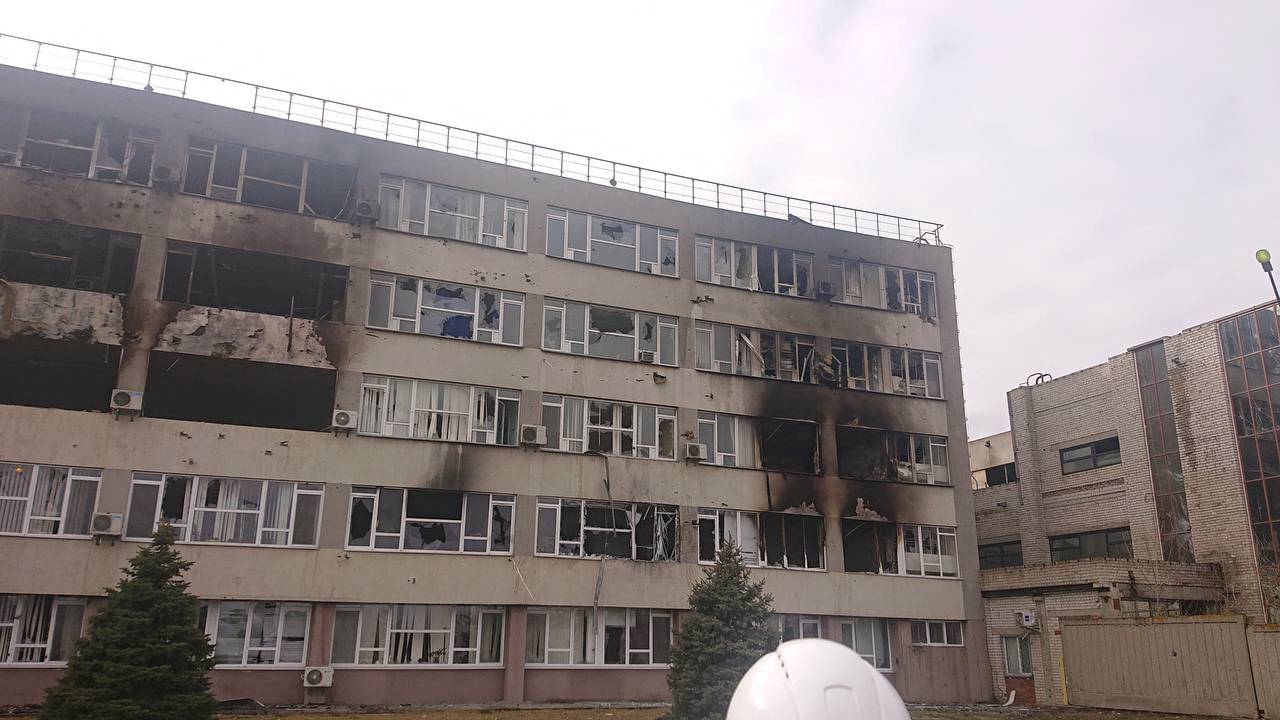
xmin=1249 ymin=626 xmax=1280 ymax=719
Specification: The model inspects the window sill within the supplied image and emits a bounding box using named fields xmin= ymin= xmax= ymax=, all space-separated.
xmin=212 ymin=664 xmax=307 ymax=670
xmin=544 ymin=253 xmax=680 ymax=280
xmin=374 ymin=223 xmax=529 ymax=255
xmin=14 ymin=162 xmax=152 ymax=189
xmin=538 ymin=447 xmax=677 ymax=462
xmin=179 ymin=190 xmax=333 ymax=222
xmin=0 ymin=661 xmax=69 ymax=668
xmin=364 ymin=325 xmax=524 ymax=349
xmin=836 ymin=476 xmax=954 ymax=488
xmin=343 ymin=546 xmax=512 ymax=557
xmin=330 ymin=663 xmax=505 ymax=670
xmin=534 ymin=553 xmax=678 ymax=564
xmin=0 ymin=532 xmax=94 ymax=541
xmin=542 ymin=347 xmax=679 ymax=370
xmin=121 ymin=538 xmax=319 ymax=549
xmin=695 ymin=278 xmax=816 ymax=302
xmin=526 ymin=663 xmax=672 ymax=670
xmin=355 ymin=431 xmax=517 ymax=450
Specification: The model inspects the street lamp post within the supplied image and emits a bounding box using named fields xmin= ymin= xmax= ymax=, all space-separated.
xmin=1259 ymin=249 xmax=1280 ymax=306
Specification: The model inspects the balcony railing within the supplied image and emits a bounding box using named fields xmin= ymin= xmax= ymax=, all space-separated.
xmin=0 ymin=34 xmax=943 ymax=245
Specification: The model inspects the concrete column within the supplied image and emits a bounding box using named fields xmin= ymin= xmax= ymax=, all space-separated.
xmin=825 ymin=510 xmax=845 ymax=573
xmin=1008 ymin=387 xmax=1050 ymax=564
xmin=116 ymin=233 xmax=167 ymax=392
xmin=303 ymin=603 xmax=335 ymax=705
xmin=503 ymin=605 xmax=528 ymax=704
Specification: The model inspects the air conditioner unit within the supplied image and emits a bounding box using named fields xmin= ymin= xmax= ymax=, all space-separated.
xmin=1016 ymin=610 xmax=1038 ymax=629
xmin=302 ymin=666 xmax=334 ymax=688
xmin=331 ymin=408 xmax=357 ymax=430
xmin=354 ymin=200 xmax=380 ymax=222
xmin=815 ymin=280 xmax=836 ymax=300
xmin=520 ymin=424 xmax=547 ymax=446
xmin=638 ymin=350 xmax=656 ymax=363
xmin=110 ymin=389 xmax=143 ymax=413
xmin=91 ymin=512 xmax=123 ymax=537
xmin=684 ymin=443 xmax=709 ymax=462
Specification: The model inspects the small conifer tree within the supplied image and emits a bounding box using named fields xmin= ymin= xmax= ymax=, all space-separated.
xmin=40 ymin=526 xmax=216 ymax=720
xmin=668 ymin=542 xmax=775 ymax=720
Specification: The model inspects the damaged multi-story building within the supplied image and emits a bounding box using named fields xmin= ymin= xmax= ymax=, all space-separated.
xmin=0 ymin=36 xmax=990 ymax=708
xmin=971 ymin=303 xmax=1280 ymax=705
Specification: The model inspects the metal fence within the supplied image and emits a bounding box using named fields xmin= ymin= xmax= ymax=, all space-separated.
xmin=0 ymin=34 xmax=943 ymax=245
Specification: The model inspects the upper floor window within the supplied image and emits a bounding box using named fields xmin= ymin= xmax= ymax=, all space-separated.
xmin=902 ymin=524 xmax=959 ymax=577
xmin=694 ymin=321 xmax=815 ymax=383
xmin=525 ymin=607 xmax=672 ymax=666
xmin=161 ymin=241 xmax=347 ymax=320
xmin=541 ymin=394 xmax=675 ymax=459
xmin=378 ymin=177 xmax=527 ymax=251
xmin=975 ymin=462 xmax=1018 ymax=489
xmin=910 ymin=620 xmax=963 ymax=647
xmin=1049 ymin=527 xmax=1132 ymax=562
xmin=183 ymin=140 xmax=356 ymax=219
xmin=0 ymin=462 xmax=99 ymax=538
xmin=698 ymin=412 xmax=820 ymax=474
xmin=14 ymin=108 xmax=156 ymax=185
xmin=828 ymin=258 xmax=937 ymax=321
xmin=0 ymin=216 xmax=138 ymax=295
xmin=1060 ymin=437 xmax=1121 ymax=474
xmin=836 ymin=427 xmax=949 ymax=485
xmin=535 ymin=497 xmax=676 ymax=561
xmin=542 ymin=299 xmax=677 ymax=366
xmin=842 ymin=522 xmax=958 ymax=577
xmin=979 ymin=541 xmax=1023 ymax=569
xmin=125 ymin=473 xmax=322 ymax=547
xmin=831 ymin=341 xmax=943 ymax=398
xmin=358 ymin=374 xmax=519 ymax=446
xmin=347 ymin=487 xmax=512 ymax=554
xmin=840 ymin=520 xmax=899 ymax=574
xmin=368 ymin=272 xmax=523 ymax=346
xmin=841 ymin=618 xmax=892 ymax=670
xmin=199 ymin=600 xmax=309 ymax=666
xmin=332 ymin=604 xmax=504 ymax=665
xmin=546 ymin=207 xmax=677 ymax=276
xmin=697 ymin=508 xmax=824 ymax=570
xmin=695 ymin=236 xmax=813 ymax=298
xmin=0 ymin=595 xmax=85 ymax=664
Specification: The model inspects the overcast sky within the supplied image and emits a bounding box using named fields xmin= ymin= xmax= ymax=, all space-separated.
xmin=6 ymin=1 xmax=1278 ymax=437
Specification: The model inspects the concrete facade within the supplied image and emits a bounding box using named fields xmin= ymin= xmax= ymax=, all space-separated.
xmin=0 ymin=63 xmax=991 ymax=708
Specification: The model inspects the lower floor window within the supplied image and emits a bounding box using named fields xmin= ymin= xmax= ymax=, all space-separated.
xmin=1004 ymin=634 xmax=1032 ymax=675
xmin=910 ymin=620 xmax=963 ymax=646
xmin=777 ymin=614 xmax=822 ymax=641
xmin=524 ymin=607 xmax=672 ymax=666
xmin=840 ymin=618 xmax=891 ymax=669
xmin=331 ymin=604 xmax=504 ymax=665
xmin=200 ymin=600 xmax=310 ymax=666
xmin=0 ymin=595 xmax=85 ymax=664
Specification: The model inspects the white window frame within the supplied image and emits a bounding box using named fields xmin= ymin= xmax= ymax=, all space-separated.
xmin=761 ymin=512 xmax=826 ymax=571
xmin=524 ymin=607 xmax=672 ymax=667
xmin=1004 ymin=634 xmax=1032 ymax=676
xmin=828 ymin=257 xmax=937 ymax=321
xmin=535 ymin=497 xmax=677 ymax=561
xmin=183 ymin=140 xmax=353 ymax=218
xmin=358 ymin=375 xmax=520 ymax=446
xmin=910 ymin=620 xmax=964 ymax=647
xmin=524 ymin=607 xmax=596 ymax=665
xmin=0 ymin=462 xmax=100 ymax=539
xmin=696 ymin=235 xmax=814 ymax=297
xmin=900 ymin=525 xmax=960 ymax=578
xmin=378 ymin=176 xmax=527 ymax=251
xmin=19 ymin=110 xmax=156 ymax=185
xmin=546 ymin=207 xmax=677 ymax=276
xmin=694 ymin=322 xmax=816 ymax=383
xmin=331 ymin=604 xmax=505 ymax=666
xmin=541 ymin=298 xmax=678 ymax=366
xmin=0 ymin=595 xmax=86 ymax=665
xmin=696 ymin=508 xmax=763 ymax=566
xmin=778 ymin=614 xmax=823 ymax=641
xmin=125 ymin=474 xmax=323 ymax=547
xmin=890 ymin=433 xmax=950 ymax=486
xmin=202 ymin=600 xmax=311 ymax=666
xmin=367 ymin=272 xmax=524 ymax=346
xmin=696 ymin=412 xmax=761 ymax=469
xmin=841 ymin=618 xmax=892 ymax=670
xmin=541 ymin=394 xmax=676 ymax=460
xmin=345 ymin=487 xmax=514 ymax=555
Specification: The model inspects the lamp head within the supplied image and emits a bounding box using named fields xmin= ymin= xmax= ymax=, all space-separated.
xmin=1259 ymin=249 xmax=1274 ymax=273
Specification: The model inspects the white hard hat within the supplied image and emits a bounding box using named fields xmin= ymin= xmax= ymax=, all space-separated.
xmin=726 ymin=639 xmax=910 ymax=720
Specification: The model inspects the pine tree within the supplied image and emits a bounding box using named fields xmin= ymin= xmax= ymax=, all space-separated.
xmin=40 ymin=526 xmax=216 ymax=720
xmin=668 ymin=542 xmax=775 ymax=720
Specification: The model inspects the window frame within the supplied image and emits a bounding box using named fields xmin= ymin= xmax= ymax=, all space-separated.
xmin=0 ymin=594 xmax=86 ymax=665
xmin=18 ymin=109 xmax=156 ymax=186
xmin=367 ymin=272 xmax=524 ymax=347
xmin=840 ymin=618 xmax=893 ymax=671
xmin=760 ymin=512 xmax=826 ymax=571
xmin=546 ymin=207 xmax=678 ymax=277
xmin=827 ymin=257 xmax=937 ymax=321
xmin=1003 ymin=634 xmax=1033 ymax=676
xmin=695 ymin=235 xmax=814 ymax=297
xmin=201 ymin=600 xmax=311 ymax=667
xmin=358 ymin=375 xmax=521 ymax=446
xmin=541 ymin=298 xmax=678 ymax=367
xmin=182 ymin=139 xmax=355 ymax=219
xmin=910 ymin=620 xmax=964 ymax=647
xmin=0 ymin=462 xmax=100 ymax=539
xmin=978 ymin=540 xmax=1024 ymax=569
xmin=1049 ymin=527 xmax=1133 ymax=563
xmin=694 ymin=321 xmax=817 ymax=383
xmin=899 ymin=525 xmax=960 ymax=578
xmin=1059 ymin=437 xmax=1122 ymax=474
xmin=331 ymin=604 xmax=506 ymax=667
xmin=697 ymin=508 xmax=765 ymax=566
xmin=378 ymin=176 xmax=528 ymax=251
xmin=541 ymin=394 xmax=676 ymax=460
xmin=535 ymin=497 xmax=677 ymax=562
xmin=777 ymin=614 xmax=823 ymax=641
xmin=124 ymin=473 xmax=323 ymax=547
xmin=345 ymin=487 xmax=514 ymax=555
xmin=523 ymin=607 xmax=673 ymax=667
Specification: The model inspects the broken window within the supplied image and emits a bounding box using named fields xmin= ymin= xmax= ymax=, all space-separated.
xmin=694 ymin=321 xmax=816 ymax=383
xmin=831 ymin=341 xmax=942 ymax=398
xmin=524 ymin=607 xmax=671 ymax=666
xmin=346 ymin=487 xmax=512 ymax=554
xmin=146 ymin=352 xmax=335 ymax=431
xmin=358 ymin=374 xmax=519 ymax=446
xmin=331 ymin=604 xmax=503 ymax=665
xmin=900 ymin=524 xmax=959 ymax=577
xmin=977 ymin=462 xmax=1018 ymax=488
xmin=760 ymin=512 xmax=824 ymax=570
xmin=0 ymin=216 xmax=139 ymax=293
xmin=161 ymin=241 xmax=348 ymax=320
xmin=541 ymin=298 xmax=678 ymax=366
xmin=0 ymin=594 xmax=86 ymax=664
xmin=695 ymin=235 xmax=814 ymax=297
xmin=827 ymin=257 xmax=937 ymax=321
xmin=776 ymin=615 xmax=822 ymax=642
xmin=17 ymin=108 xmax=156 ymax=185
xmin=910 ymin=620 xmax=963 ymax=647
xmin=183 ymin=139 xmax=356 ymax=219
xmin=541 ymin=394 xmax=675 ymax=459
xmin=0 ymin=463 xmax=99 ymax=537
xmin=368 ymin=272 xmax=522 ymax=345
xmin=0 ymin=103 xmax=26 ymax=164
xmin=841 ymin=519 xmax=898 ymax=574
xmin=0 ymin=339 xmax=121 ymax=412
xmin=124 ymin=473 xmax=321 ymax=546
xmin=979 ymin=540 xmax=1023 ymax=569
xmin=841 ymin=618 xmax=892 ymax=670
xmin=199 ymin=600 xmax=309 ymax=665
xmin=379 ymin=176 xmax=527 ymax=251
xmin=547 ymin=207 xmax=677 ymax=276
xmin=697 ymin=508 xmax=762 ymax=566
xmin=696 ymin=412 xmax=760 ymax=468
xmin=1059 ymin=437 xmax=1121 ymax=474
xmin=1049 ymin=527 xmax=1132 ymax=563
xmin=758 ymin=418 xmax=820 ymax=474
xmin=535 ymin=497 xmax=676 ymax=562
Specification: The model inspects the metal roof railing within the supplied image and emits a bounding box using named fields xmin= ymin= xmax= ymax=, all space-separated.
xmin=0 ymin=34 xmax=943 ymax=245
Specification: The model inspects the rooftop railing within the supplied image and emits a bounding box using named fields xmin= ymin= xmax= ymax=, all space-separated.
xmin=0 ymin=34 xmax=943 ymax=245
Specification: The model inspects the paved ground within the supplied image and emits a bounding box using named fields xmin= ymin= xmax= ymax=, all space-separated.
xmin=213 ymin=706 xmax=1214 ymax=720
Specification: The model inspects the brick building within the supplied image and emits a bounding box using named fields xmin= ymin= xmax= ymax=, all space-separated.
xmin=970 ymin=302 xmax=1279 ymax=704
xmin=0 ymin=37 xmax=991 ymax=708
